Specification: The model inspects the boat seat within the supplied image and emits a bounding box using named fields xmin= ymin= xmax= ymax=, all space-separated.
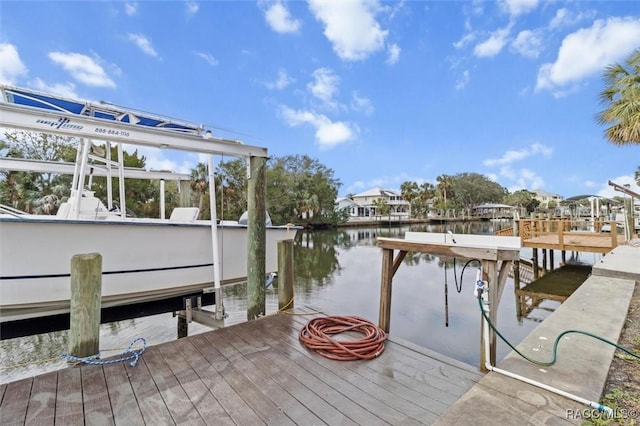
xmin=170 ymin=207 xmax=200 ymax=222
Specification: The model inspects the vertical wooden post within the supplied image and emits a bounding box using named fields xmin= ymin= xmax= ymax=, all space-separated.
xmin=247 ymin=155 xmax=266 ymax=320
xmin=549 ymin=250 xmax=555 ymax=271
xmin=542 ymin=249 xmax=547 ymax=273
xmin=278 ymin=239 xmax=295 ymax=311
xmin=177 ymin=316 xmax=188 ymax=338
xmin=610 ymin=220 xmax=618 ymax=248
xmin=69 ymin=253 xmax=102 ymax=358
xmin=379 ymin=248 xmax=394 ymax=333
xmin=532 ymin=249 xmax=539 ymax=279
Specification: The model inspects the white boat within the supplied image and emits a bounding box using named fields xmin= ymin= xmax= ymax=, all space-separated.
xmin=0 ymin=85 xmax=297 ymax=323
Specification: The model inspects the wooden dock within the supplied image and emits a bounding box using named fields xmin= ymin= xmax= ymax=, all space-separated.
xmin=496 ymin=218 xmax=626 ymax=254
xmin=0 ymin=307 xmax=482 ymax=425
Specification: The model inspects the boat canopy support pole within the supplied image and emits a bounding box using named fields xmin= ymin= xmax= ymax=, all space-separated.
xmin=117 ymin=143 xmax=126 ymax=219
xmin=72 ymin=138 xmax=92 ymax=219
xmin=208 ymin=155 xmax=224 ymax=320
xmin=106 ymin=141 xmax=113 ymax=210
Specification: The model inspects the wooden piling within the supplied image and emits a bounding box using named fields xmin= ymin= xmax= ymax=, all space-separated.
xmin=247 ymin=155 xmax=266 ymax=320
xmin=69 ymin=253 xmax=102 ymax=358
xmin=278 ymin=239 xmax=295 ymax=311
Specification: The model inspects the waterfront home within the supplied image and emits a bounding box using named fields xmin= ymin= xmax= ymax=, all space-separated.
xmin=336 ymin=188 xmax=410 ymax=220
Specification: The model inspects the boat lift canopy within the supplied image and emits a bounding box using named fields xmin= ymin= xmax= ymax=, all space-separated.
xmin=0 ymin=85 xmax=268 ymax=158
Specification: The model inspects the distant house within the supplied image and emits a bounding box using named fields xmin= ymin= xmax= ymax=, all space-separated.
xmin=336 ymin=188 xmax=410 ymax=220
xmin=472 ymin=203 xmax=516 ymax=219
xmin=533 ymin=190 xmax=563 ymax=208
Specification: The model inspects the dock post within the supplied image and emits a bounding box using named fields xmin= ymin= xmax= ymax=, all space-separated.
xmin=379 ymin=248 xmax=394 ymax=333
xmin=247 ymin=155 xmax=266 ymax=320
xmin=532 ymin=249 xmax=539 ymax=279
xmin=278 ymin=239 xmax=295 ymax=311
xmin=69 ymin=253 xmax=102 ymax=358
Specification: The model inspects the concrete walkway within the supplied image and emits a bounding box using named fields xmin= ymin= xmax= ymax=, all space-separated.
xmin=435 ymin=243 xmax=640 ymax=426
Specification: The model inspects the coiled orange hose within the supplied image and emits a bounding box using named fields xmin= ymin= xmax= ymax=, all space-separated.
xmin=299 ymin=316 xmax=387 ymax=361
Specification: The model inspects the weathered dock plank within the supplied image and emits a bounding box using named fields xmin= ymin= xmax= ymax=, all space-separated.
xmin=0 ymin=377 xmax=32 ymax=425
xmin=54 ymin=366 xmax=83 ymax=425
xmin=175 ymin=336 xmax=264 ymax=425
xmin=3 ymin=308 xmax=483 ymax=425
xmin=81 ymin=363 xmax=114 ymax=425
xmin=102 ymin=362 xmax=144 ymax=426
xmin=24 ymin=370 xmax=57 ymax=425
xmin=142 ymin=345 xmax=206 ymax=425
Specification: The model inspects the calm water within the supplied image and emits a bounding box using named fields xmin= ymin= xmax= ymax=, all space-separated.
xmin=0 ymin=221 xmax=600 ymax=384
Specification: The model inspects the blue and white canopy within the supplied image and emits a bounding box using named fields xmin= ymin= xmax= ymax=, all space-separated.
xmin=1 ymin=86 xmax=202 ymax=135
xmin=0 ymin=85 xmax=267 ymax=157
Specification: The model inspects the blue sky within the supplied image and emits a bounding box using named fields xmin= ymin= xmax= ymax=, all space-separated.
xmin=1 ymin=0 xmax=639 ymax=199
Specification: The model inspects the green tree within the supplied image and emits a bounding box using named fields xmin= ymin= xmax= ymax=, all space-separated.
xmin=216 ymin=158 xmax=248 ymax=221
xmin=190 ymin=162 xmax=209 ymax=214
xmin=596 ymin=49 xmax=640 ymax=145
xmin=448 ymin=172 xmax=507 ymax=211
xmin=400 ymin=181 xmax=419 ymax=217
xmin=266 ymin=154 xmax=341 ymax=224
xmin=372 ymin=197 xmax=390 ymax=219
xmin=505 ymin=189 xmax=540 ymax=213
xmin=436 ymin=174 xmax=453 ymax=211
xmin=89 ymin=145 xmax=159 ymax=217
xmin=0 ymin=131 xmax=77 ymax=212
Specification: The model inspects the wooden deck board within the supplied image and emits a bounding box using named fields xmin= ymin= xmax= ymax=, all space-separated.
xmin=0 ymin=377 xmax=32 ymax=425
xmin=24 ymin=370 xmax=57 ymax=426
xmin=4 ymin=309 xmax=482 ymax=425
xmin=157 ymin=340 xmax=234 ymax=426
xmin=81 ymin=363 xmax=115 ymax=425
xmin=54 ymin=366 xmax=83 ymax=425
xmin=102 ymin=361 xmax=145 ymax=426
xmin=141 ymin=345 xmax=206 ymax=425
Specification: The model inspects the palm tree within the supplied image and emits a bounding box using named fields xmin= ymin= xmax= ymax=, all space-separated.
xmin=190 ymin=162 xmax=209 ymax=212
xmin=596 ymin=49 xmax=640 ymax=145
xmin=436 ymin=175 xmax=453 ymax=211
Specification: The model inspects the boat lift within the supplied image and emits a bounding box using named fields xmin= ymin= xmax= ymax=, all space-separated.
xmin=0 ymin=85 xmax=271 ymax=321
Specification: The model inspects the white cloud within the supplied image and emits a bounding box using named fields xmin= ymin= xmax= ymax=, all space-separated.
xmin=483 ymin=143 xmax=553 ymax=167
xmin=185 ymin=1 xmax=199 ymax=17
xmin=453 ymin=31 xmax=476 ymax=50
xmin=499 ymin=0 xmax=539 ymax=18
xmin=266 ymin=69 xmax=295 ymax=90
xmin=31 ymin=78 xmax=78 ymax=99
xmin=455 ymin=70 xmax=470 ymax=91
xmin=473 ymin=25 xmax=511 ymax=58
xmin=127 ymin=33 xmax=158 ymax=57
xmin=124 ymin=2 xmax=138 ymax=16
xmin=511 ymin=29 xmax=542 ymax=58
xmin=307 ymin=68 xmax=340 ymax=109
xmin=263 ymin=1 xmax=301 ymax=34
xmin=280 ymin=105 xmax=357 ymax=149
xmin=48 ymin=51 xmax=116 ymax=88
xmin=548 ymin=8 xmax=596 ymax=30
xmin=536 ymin=17 xmax=640 ymax=93
xmin=386 ymin=43 xmax=400 ymax=65
xmin=350 ymin=92 xmax=373 ymax=115
xmin=308 ymin=0 xmax=389 ymax=61
xmin=0 ymin=43 xmax=28 ymax=84
xmin=195 ymin=51 xmax=219 ymax=66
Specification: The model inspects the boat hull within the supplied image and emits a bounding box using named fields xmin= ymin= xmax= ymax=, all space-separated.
xmin=0 ymin=217 xmax=296 ymax=322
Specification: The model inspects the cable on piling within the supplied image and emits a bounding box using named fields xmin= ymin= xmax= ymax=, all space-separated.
xmin=299 ymin=316 xmax=387 ymax=361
